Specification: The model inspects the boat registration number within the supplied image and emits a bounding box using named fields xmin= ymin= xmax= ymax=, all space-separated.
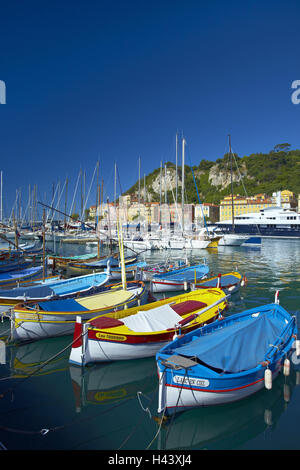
xmin=173 ymin=375 xmax=210 ymax=388
xmin=95 ymin=332 xmax=127 ymax=342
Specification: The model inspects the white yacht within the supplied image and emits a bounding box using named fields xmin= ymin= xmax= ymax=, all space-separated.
xmin=216 ymin=206 xmax=300 ymax=239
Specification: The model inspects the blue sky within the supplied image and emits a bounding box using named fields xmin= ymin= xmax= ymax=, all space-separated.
xmin=1 ymin=0 xmax=300 ymax=220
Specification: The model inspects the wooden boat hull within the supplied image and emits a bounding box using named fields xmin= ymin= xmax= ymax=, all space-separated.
xmin=69 ymin=288 xmax=228 ymax=365
xmin=156 ymin=302 xmax=297 ymax=415
xmin=151 ymin=264 xmax=209 ymax=293
xmin=48 ymin=254 xmax=100 ymax=270
xmin=157 ymin=368 xmax=281 ymax=412
xmin=11 ymin=281 xmax=146 ymax=342
xmin=66 ymin=255 xmax=137 ymax=276
xmin=0 ymin=266 xmax=45 ymax=289
xmin=193 ymin=272 xmax=244 ymax=294
xmin=0 ymin=272 xmax=109 ymax=311
xmin=107 ymin=262 xmax=147 ymax=281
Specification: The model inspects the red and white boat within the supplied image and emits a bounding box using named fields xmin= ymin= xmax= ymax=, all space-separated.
xmin=69 ymin=288 xmax=228 ymax=365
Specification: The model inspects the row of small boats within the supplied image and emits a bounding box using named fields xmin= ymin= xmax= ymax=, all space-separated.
xmin=0 ymin=240 xmax=298 ymax=419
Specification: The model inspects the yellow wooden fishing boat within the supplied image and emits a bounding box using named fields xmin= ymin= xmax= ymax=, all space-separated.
xmin=69 ymin=288 xmax=228 ymax=365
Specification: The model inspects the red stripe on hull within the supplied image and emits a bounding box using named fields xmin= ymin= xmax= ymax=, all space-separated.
xmin=88 ymin=315 xmax=218 ymax=344
xmin=165 ymin=377 xmax=264 ymax=394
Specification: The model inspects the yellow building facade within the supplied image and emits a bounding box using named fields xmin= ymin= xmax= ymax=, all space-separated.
xmin=219 ymin=194 xmax=274 ymax=222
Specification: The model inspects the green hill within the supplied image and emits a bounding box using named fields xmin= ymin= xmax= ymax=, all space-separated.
xmin=124 ymin=143 xmax=300 ymax=205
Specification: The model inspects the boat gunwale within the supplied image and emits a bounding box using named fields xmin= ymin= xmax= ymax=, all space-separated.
xmin=13 ymin=281 xmax=146 ymax=316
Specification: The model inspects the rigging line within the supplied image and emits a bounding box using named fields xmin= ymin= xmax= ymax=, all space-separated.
xmin=80 ymin=163 xmax=98 ymax=221
xmin=185 ymin=143 xmax=209 ymax=235
xmin=69 ymin=170 xmax=81 ymax=222
xmin=230 ymin=145 xmax=261 ymax=235
xmin=165 ymin=368 xmax=188 ymax=445
xmin=164 ymin=166 xmax=183 ymax=232
xmin=118 ymin=375 xmax=161 ymax=451
xmin=50 ymin=180 xmax=67 ymax=225
xmin=145 ymin=368 xmax=168 ymax=450
xmin=116 ymin=165 xmax=123 ymax=196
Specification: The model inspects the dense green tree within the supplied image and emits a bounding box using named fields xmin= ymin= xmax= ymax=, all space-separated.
xmin=124 ymin=146 xmax=300 ymax=205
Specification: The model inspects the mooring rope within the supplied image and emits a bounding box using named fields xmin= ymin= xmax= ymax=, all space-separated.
xmin=0 ymin=328 xmax=86 ymax=396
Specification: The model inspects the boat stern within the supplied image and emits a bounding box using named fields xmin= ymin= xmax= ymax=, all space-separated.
xmin=69 ymin=316 xmax=90 ymax=366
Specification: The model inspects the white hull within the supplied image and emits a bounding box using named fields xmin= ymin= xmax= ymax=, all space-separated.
xmin=189 ymin=239 xmax=211 ymax=249
xmin=158 ymin=369 xmax=281 ymax=414
xmin=168 ymin=239 xmax=186 ymax=250
xmin=218 ymin=234 xmax=250 ymax=246
xmin=150 ymin=279 xmax=189 ymax=293
xmin=12 ymin=287 xmax=144 ymax=342
xmin=123 ymin=240 xmax=154 ymax=252
xmin=108 ymin=269 xmax=136 ymax=280
xmin=70 ymin=338 xmax=169 ymax=365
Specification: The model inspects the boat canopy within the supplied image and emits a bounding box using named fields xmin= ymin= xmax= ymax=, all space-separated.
xmin=122 ymin=304 xmax=183 ymax=332
xmin=0 ymin=272 xmax=108 ymax=298
xmin=153 ymin=264 xmax=209 ymax=281
xmin=171 ymin=309 xmax=286 ymax=373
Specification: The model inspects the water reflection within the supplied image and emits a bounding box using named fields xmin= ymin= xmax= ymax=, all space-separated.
xmin=156 ymin=369 xmax=300 ymax=450
xmin=0 ymin=238 xmax=299 ymax=449
xmin=69 ymin=358 xmax=157 ymax=411
xmin=8 ymin=336 xmax=69 ymax=378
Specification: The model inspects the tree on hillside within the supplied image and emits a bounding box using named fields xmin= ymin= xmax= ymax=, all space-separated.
xmin=273 ymin=143 xmax=291 ymax=153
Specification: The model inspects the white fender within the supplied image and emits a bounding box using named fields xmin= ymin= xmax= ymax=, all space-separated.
xmin=283 ymin=358 xmax=290 ymax=376
xmin=264 ymin=368 xmax=272 ymax=390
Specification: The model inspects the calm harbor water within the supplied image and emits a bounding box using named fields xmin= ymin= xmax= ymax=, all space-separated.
xmin=0 ymin=238 xmax=300 ymax=451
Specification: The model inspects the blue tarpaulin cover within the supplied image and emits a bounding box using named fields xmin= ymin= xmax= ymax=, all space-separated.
xmin=153 ymin=264 xmax=209 ymax=281
xmin=172 ymin=309 xmax=285 ymax=373
xmin=38 ymin=298 xmax=89 ymax=312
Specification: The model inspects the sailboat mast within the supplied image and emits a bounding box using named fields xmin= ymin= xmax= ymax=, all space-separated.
xmin=114 ymin=161 xmax=117 ymax=211
xmin=159 ymin=161 xmax=162 ymax=225
xmin=64 ymin=177 xmax=68 ymax=232
xmin=229 ymin=134 xmax=235 ymax=232
xmin=138 ymin=157 xmax=141 ymax=221
xmin=181 ymin=137 xmax=185 ymax=234
xmin=0 ymin=171 xmax=2 ymax=224
xmin=175 ymin=132 xmax=178 ymax=206
xmin=164 ymin=163 xmax=167 ymax=204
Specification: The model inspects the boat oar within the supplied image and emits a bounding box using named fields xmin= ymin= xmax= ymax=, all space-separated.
xmin=174 ymin=293 xmax=230 ymax=330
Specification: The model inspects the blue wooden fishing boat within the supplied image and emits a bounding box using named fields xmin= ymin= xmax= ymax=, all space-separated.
xmin=0 ymin=266 xmax=45 ymax=288
xmin=151 ymin=263 xmax=209 ymax=293
xmin=0 ymin=271 xmax=109 ymax=311
xmin=0 ymin=258 xmax=33 ymax=273
xmin=193 ymin=271 xmax=246 ymax=294
xmin=156 ymin=294 xmax=298 ymax=415
xmin=66 ymin=254 xmax=137 ymax=276
xmin=106 ymin=261 xmax=148 ymax=280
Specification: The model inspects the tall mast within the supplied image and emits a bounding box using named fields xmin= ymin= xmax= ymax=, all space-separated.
xmin=0 ymin=171 xmax=2 ymax=224
xmin=64 ymin=176 xmax=68 ymax=232
xmin=159 ymin=161 xmax=162 ymax=225
xmin=181 ymin=137 xmax=185 ymax=234
xmin=175 ymin=132 xmax=178 ymax=206
xmin=96 ymin=160 xmax=99 ymax=228
xmin=138 ymin=157 xmax=141 ymax=221
xmin=229 ymin=134 xmax=235 ymax=232
xmin=114 ymin=161 xmax=117 ymax=210
xmin=164 ymin=163 xmax=167 ymax=204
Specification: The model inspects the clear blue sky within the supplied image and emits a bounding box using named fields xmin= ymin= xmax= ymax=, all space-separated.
xmin=1 ymin=0 xmax=300 ymax=220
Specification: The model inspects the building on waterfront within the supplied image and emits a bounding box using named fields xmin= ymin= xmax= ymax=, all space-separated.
xmin=272 ymin=190 xmax=297 ymax=210
xmin=219 ymin=194 xmax=274 ymax=222
xmin=194 ymin=203 xmax=219 ymax=224
xmin=91 ymin=188 xmax=299 ymax=227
